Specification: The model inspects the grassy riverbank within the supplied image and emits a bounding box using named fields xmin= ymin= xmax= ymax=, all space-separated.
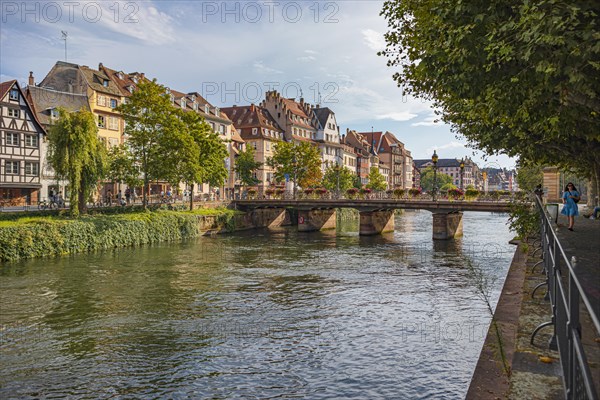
xmin=0 ymin=208 xmax=242 ymax=262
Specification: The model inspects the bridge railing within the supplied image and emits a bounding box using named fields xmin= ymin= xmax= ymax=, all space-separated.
xmin=241 ymin=190 xmax=519 ymax=202
xmin=531 ymin=195 xmax=599 ymax=399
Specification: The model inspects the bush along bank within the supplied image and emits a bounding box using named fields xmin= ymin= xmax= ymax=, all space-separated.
xmin=0 ymin=209 xmax=247 ymax=262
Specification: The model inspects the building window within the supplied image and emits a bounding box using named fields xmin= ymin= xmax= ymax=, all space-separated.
xmin=97 ymin=95 xmax=106 ymax=106
xmin=252 ymin=128 xmax=258 ymax=135
xmin=110 ymin=98 xmax=118 ymax=108
xmin=8 ymin=109 xmax=20 ymax=118
xmin=266 ymin=141 xmax=270 ymax=151
xmin=9 ymin=89 xmax=19 ymax=101
xmin=25 ymin=134 xmax=38 ymax=147
xmin=103 ymin=79 xmax=109 ymax=87
xmin=6 ymin=132 xmax=19 ymax=146
xmin=108 ymin=117 xmax=119 ymax=130
xmin=25 ymin=162 xmax=39 ymax=176
xmin=215 ymin=107 xmax=220 ymax=116
xmin=50 ymin=108 xmax=60 ymax=119
xmin=253 ymin=142 xmax=257 ymax=149
xmin=219 ymin=124 xmax=225 ymax=134
xmin=205 ymin=105 xmax=210 ymax=114
xmin=98 ymin=115 xmax=106 ymax=128
xmin=5 ymin=161 xmax=19 ymax=174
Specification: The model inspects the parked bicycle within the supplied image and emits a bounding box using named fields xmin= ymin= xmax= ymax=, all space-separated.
xmin=38 ymin=199 xmax=60 ymax=210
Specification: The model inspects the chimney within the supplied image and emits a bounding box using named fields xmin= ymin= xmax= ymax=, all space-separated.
xmin=300 ymin=97 xmax=304 ymax=105
xmin=250 ymin=103 xmax=255 ymax=112
xmin=98 ymin=62 xmax=103 ymax=69
xmin=28 ymin=71 xmax=34 ymax=86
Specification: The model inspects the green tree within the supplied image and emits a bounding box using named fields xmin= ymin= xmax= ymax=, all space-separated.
xmin=366 ymin=166 xmax=388 ymax=191
xmin=117 ymin=79 xmax=181 ymax=207
xmin=516 ymin=163 xmax=543 ymax=193
xmin=267 ymin=141 xmax=322 ymax=192
xmin=107 ymin=144 xmax=141 ymax=190
xmin=380 ymin=0 xmax=600 ymax=202
xmin=419 ymin=167 xmax=453 ymax=193
xmin=235 ymin=145 xmax=262 ymax=187
xmin=47 ymin=108 xmax=107 ymax=216
xmin=322 ymin=164 xmax=355 ymax=193
xmin=171 ymin=108 xmax=228 ymax=210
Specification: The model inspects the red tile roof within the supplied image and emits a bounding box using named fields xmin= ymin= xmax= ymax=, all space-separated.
xmin=222 ymin=105 xmax=284 ymax=141
xmin=0 ymin=80 xmax=16 ymax=100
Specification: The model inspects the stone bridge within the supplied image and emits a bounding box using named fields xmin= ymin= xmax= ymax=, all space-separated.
xmin=233 ymin=199 xmax=513 ymax=240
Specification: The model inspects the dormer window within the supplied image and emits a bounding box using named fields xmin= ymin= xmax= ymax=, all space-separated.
xmin=192 ymin=102 xmax=197 ymax=111
xmin=191 ymin=95 xmax=196 ymax=102
xmin=128 ymin=86 xmax=134 ymax=93
xmin=170 ymin=94 xmax=175 ymax=103
xmin=50 ymin=108 xmax=59 ymax=119
xmin=181 ymin=99 xmax=186 ymax=109
xmin=132 ymin=76 xmax=138 ymax=84
xmin=117 ymin=72 xmax=124 ymax=80
xmin=215 ymin=107 xmax=220 ymax=116
xmin=205 ymin=105 xmax=210 ymax=114
xmin=165 ymin=87 xmax=170 ymax=94
xmin=103 ymin=79 xmax=109 ymax=87
xmin=9 ymin=88 xmax=19 ymax=101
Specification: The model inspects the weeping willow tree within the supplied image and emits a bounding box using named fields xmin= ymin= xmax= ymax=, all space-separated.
xmin=47 ymin=108 xmax=107 ymax=216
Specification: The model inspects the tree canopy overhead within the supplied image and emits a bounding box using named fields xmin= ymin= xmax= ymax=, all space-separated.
xmin=379 ymin=0 xmax=600 ymax=194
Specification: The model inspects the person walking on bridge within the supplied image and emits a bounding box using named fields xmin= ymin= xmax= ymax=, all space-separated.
xmin=561 ymin=182 xmax=580 ymax=231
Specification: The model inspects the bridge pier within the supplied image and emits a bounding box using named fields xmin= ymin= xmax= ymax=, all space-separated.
xmin=432 ymin=211 xmax=463 ymax=240
xmin=359 ymin=210 xmax=395 ymax=235
xmin=251 ymin=208 xmax=290 ymax=228
xmin=298 ymin=209 xmax=336 ymax=232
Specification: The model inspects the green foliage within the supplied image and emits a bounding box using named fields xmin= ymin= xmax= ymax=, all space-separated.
xmin=366 ymin=166 xmax=387 ymax=191
xmin=393 ymin=188 xmax=405 ymax=198
xmin=267 ymin=141 xmax=322 ymax=188
xmin=47 ymin=108 xmax=107 ymax=217
xmin=508 ymin=198 xmax=540 ymax=239
xmin=322 ymin=164 xmax=355 ymax=192
xmin=465 ymin=188 xmax=480 ymax=199
xmin=440 ymin=183 xmax=458 ymax=192
xmin=516 ymin=163 xmax=543 ymax=192
xmin=419 ymin=167 xmax=453 ymax=192
xmin=235 ymin=146 xmax=262 ymax=187
xmin=117 ymin=80 xmax=228 ymax=209
xmin=0 ymin=209 xmax=241 ymax=262
xmin=380 ymin=0 xmax=600 ymax=181
xmin=107 ymin=144 xmax=141 ymax=188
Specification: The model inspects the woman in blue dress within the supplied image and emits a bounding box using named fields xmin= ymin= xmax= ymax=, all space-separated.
xmin=561 ymin=182 xmax=580 ymax=231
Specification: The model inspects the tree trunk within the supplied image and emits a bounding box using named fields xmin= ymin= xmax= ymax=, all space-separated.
xmin=589 ymin=162 xmax=600 ymax=207
xmin=189 ymin=183 xmax=194 ymax=211
xmin=78 ymin=188 xmax=86 ymax=215
xmin=143 ymin=173 xmax=148 ymax=210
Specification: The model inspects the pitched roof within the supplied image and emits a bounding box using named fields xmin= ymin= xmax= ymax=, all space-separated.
xmin=222 ymin=105 xmax=284 ymax=140
xmin=78 ymin=65 xmax=122 ymax=96
xmin=0 ymin=80 xmax=16 ymax=100
xmin=27 ymin=86 xmax=90 ymax=126
xmin=358 ymin=131 xmax=383 ymax=153
xmin=313 ymin=106 xmax=333 ymax=129
xmin=99 ymin=64 xmax=142 ymax=96
xmin=414 ymin=158 xmax=462 ymax=168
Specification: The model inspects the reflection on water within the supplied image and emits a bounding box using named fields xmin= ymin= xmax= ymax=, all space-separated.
xmin=0 ymin=211 xmax=514 ymax=399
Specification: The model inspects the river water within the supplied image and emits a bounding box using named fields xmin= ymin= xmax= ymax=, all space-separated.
xmin=0 ymin=210 xmax=514 ymax=399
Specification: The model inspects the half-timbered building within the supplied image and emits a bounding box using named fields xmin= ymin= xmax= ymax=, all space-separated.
xmin=0 ymin=80 xmax=46 ymax=206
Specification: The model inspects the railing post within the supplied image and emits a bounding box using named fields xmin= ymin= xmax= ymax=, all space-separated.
xmin=567 ymin=259 xmax=580 ymax=398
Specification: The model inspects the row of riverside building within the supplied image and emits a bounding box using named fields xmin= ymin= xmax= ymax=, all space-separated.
xmin=1 ymin=61 xmax=487 ymax=205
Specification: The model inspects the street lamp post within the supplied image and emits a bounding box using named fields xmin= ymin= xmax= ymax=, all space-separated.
xmin=432 ymin=150 xmax=438 ymax=201
xmin=460 ymin=158 xmax=465 ymax=191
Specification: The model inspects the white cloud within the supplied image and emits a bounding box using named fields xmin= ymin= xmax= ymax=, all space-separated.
xmin=376 ymin=112 xmax=418 ymax=122
xmin=411 ymin=114 xmax=442 ymax=127
xmin=361 ymin=28 xmax=385 ymax=51
xmin=304 ymin=50 xmax=318 ymax=55
xmin=297 ymin=55 xmax=316 ymax=62
xmin=253 ymin=61 xmax=283 ymax=75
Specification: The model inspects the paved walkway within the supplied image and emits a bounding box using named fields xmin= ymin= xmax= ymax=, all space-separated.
xmin=468 ymin=212 xmax=600 ymax=399
xmin=554 ymin=213 xmax=600 ymax=323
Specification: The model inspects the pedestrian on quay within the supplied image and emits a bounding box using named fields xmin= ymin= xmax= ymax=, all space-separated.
xmin=561 ymin=182 xmax=580 ymax=231
xmin=125 ymin=188 xmax=131 ymax=204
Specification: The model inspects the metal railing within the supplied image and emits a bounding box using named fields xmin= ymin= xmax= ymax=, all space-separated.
xmin=531 ymin=195 xmax=599 ymax=399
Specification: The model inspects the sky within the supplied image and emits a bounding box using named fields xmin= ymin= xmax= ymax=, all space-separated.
xmin=0 ymin=0 xmax=515 ymax=168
